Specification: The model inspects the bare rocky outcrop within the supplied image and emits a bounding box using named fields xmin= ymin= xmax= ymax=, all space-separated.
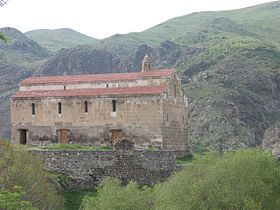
xmin=272 ymin=143 xmax=280 ymax=161
xmin=262 ymin=124 xmax=280 ymax=149
xmin=262 ymin=124 xmax=280 ymax=160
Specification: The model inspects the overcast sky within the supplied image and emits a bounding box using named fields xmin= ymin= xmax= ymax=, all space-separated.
xmin=0 ymin=0 xmax=275 ymax=39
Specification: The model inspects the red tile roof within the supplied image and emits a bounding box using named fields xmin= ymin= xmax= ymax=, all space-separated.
xmin=12 ymin=86 xmax=167 ymax=99
xmin=20 ymin=69 xmax=175 ymax=85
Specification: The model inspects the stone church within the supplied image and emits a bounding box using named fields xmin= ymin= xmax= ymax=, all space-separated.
xmin=10 ymin=55 xmax=188 ymax=152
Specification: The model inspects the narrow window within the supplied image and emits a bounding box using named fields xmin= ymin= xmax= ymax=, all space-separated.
xmin=84 ymin=101 xmax=88 ymax=113
xmin=58 ymin=102 xmax=62 ymax=114
xmin=31 ymin=103 xmax=35 ymax=115
xmin=64 ymin=85 xmax=66 ymax=90
xmin=112 ymin=99 xmax=116 ymax=112
xmin=174 ymin=84 xmax=177 ymax=97
xmin=106 ymin=84 xmax=109 ymax=88
xmin=167 ymin=113 xmax=169 ymax=122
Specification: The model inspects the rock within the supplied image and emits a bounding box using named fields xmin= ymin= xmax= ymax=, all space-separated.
xmin=272 ymin=143 xmax=280 ymax=161
xmin=262 ymin=124 xmax=280 ymax=149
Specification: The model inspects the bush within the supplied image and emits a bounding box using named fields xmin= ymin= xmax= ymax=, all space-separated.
xmin=0 ymin=184 xmax=38 ymax=210
xmin=155 ymin=150 xmax=280 ymax=210
xmin=0 ymin=141 xmax=65 ymax=210
xmin=81 ymin=177 xmax=154 ymax=210
xmin=83 ymin=150 xmax=280 ymax=210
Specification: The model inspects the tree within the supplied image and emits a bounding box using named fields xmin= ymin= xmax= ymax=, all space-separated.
xmin=0 ymin=141 xmax=65 ymax=210
xmin=0 ymin=0 xmax=9 ymax=42
xmin=0 ymin=32 xmax=8 ymax=42
xmin=0 ymin=184 xmax=38 ymax=210
xmin=81 ymin=177 xmax=154 ymax=210
xmin=84 ymin=150 xmax=280 ymax=210
xmin=155 ymin=150 xmax=280 ymax=210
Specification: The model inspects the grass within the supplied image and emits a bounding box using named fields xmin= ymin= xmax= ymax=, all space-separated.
xmin=176 ymin=155 xmax=194 ymax=165
xmin=25 ymin=28 xmax=98 ymax=52
xmin=35 ymin=144 xmax=113 ymax=150
xmin=63 ymin=189 xmax=96 ymax=210
xmin=48 ymin=172 xmax=96 ymax=210
xmin=176 ymin=143 xmax=210 ymax=166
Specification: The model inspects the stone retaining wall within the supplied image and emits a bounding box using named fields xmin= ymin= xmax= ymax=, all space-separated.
xmin=31 ymin=149 xmax=177 ymax=189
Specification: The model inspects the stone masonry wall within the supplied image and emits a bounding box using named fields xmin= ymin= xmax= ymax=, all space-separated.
xmin=31 ymin=149 xmax=176 ymax=190
xmin=161 ymin=97 xmax=188 ymax=152
xmin=11 ymin=95 xmax=163 ymax=148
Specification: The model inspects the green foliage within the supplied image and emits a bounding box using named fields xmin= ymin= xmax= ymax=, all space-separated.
xmin=38 ymin=143 xmax=113 ymax=150
xmin=0 ymin=141 xmax=65 ymax=210
xmin=155 ymin=150 xmax=280 ymax=210
xmin=82 ymin=150 xmax=280 ymax=210
xmin=0 ymin=184 xmax=37 ymax=210
xmin=0 ymin=32 xmax=8 ymax=43
xmin=25 ymin=28 xmax=98 ymax=52
xmin=175 ymin=154 xmax=194 ymax=165
xmin=81 ymin=177 xmax=155 ymax=210
xmin=63 ymin=189 xmax=96 ymax=210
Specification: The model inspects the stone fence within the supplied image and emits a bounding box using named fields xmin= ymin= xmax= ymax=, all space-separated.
xmin=31 ymin=141 xmax=177 ymax=189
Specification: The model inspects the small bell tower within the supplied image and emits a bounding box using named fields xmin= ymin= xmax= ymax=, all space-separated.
xmin=141 ymin=54 xmax=152 ymax=72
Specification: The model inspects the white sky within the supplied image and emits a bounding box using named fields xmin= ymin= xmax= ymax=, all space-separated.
xmin=0 ymin=0 xmax=275 ymax=39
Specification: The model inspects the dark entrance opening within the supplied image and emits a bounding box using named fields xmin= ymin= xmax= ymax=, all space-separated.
xmin=19 ymin=129 xmax=27 ymax=145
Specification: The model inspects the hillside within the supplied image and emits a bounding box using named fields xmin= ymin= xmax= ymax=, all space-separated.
xmin=75 ymin=1 xmax=280 ymax=52
xmin=1 ymin=1 xmax=280 ymax=151
xmin=0 ymin=27 xmax=50 ymax=137
xmin=0 ymin=27 xmax=50 ymax=66
xmin=25 ymin=28 xmax=98 ymax=52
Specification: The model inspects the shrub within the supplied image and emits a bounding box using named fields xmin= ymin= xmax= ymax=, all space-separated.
xmin=77 ymin=149 xmax=280 ymax=210
xmin=0 ymin=141 xmax=65 ymax=210
xmin=0 ymin=184 xmax=38 ymax=210
xmin=155 ymin=150 xmax=280 ymax=210
xmin=81 ymin=177 xmax=154 ymax=210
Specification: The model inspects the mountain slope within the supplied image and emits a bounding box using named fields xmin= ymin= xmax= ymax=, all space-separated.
xmin=0 ymin=27 xmax=50 ymax=137
xmin=25 ymin=28 xmax=98 ymax=52
xmin=0 ymin=27 xmax=50 ymax=66
xmin=95 ymin=1 xmax=280 ymax=50
xmin=183 ymin=37 xmax=280 ymax=150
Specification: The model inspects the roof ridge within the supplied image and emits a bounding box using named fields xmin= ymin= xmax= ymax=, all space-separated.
xmin=12 ymin=85 xmax=168 ymax=99
xmin=21 ymin=69 xmax=175 ymax=85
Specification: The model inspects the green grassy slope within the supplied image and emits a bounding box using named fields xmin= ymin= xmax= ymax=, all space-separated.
xmin=99 ymin=1 xmax=280 ymax=48
xmin=23 ymin=1 xmax=280 ymax=53
xmin=25 ymin=28 xmax=98 ymax=52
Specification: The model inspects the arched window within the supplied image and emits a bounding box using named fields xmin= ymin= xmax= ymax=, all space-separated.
xmin=58 ymin=102 xmax=62 ymax=114
xmin=112 ymin=99 xmax=116 ymax=112
xmin=84 ymin=100 xmax=88 ymax=113
xmin=31 ymin=103 xmax=35 ymax=115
